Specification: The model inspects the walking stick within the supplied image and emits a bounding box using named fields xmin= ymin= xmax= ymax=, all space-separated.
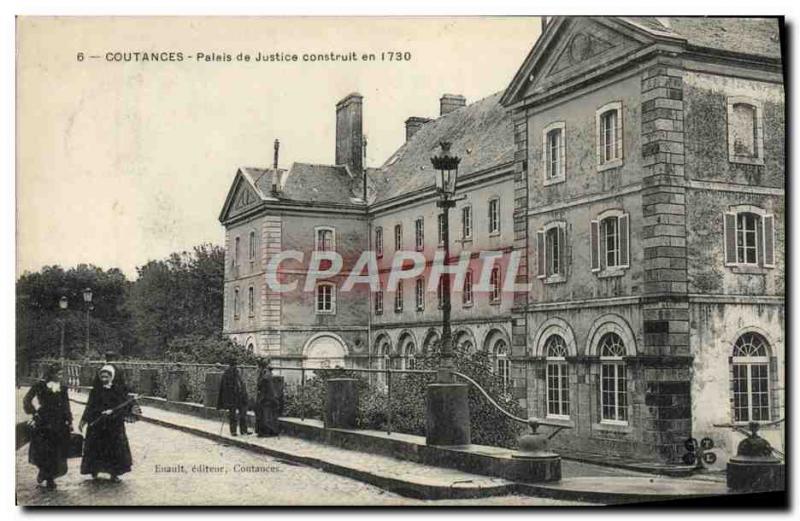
xmin=87 ymin=396 xmax=138 ymax=427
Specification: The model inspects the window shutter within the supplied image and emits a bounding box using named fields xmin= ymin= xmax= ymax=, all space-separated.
xmin=616 ymin=108 xmax=624 ymax=160
xmin=558 ymin=226 xmax=566 ymax=275
xmin=590 ymin=220 xmax=600 ymax=272
xmin=724 ymin=212 xmax=737 ymax=266
xmin=763 ymin=214 xmax=775 ymax=268
xmin=537 ymin=230 xmax=545 ymax=279
xmin=542 ymin=130 xmax=548 ymax=182
xmin=561 ymin=126 xmax=567 ymax=178
xmin=619 ymin=214 xmax=629 ymax=267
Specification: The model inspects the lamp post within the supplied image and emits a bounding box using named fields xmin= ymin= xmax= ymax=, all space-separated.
xmin=82 ymin=287 xmax=93 ymax=354
xmin=425 ymin=141 xmax=471 ymax=446
xmin=58 ymin=296 xmax=68 ymax=362
xmin=431 ymin=141 xmax=461 ymax=383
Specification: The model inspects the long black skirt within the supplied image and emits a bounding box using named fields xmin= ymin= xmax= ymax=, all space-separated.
xmin=80 ymin=419 xmax=132 ymax=476
xmin=255 ymin=402 xmax=280 ymax=436
xmin=28 ymin=425 xmax=69 ymax=480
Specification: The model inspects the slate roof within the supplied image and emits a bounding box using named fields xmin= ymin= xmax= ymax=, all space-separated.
xmin=369 ymin=91 xmax=514 ymax=204
xmin=624 ymin=17 xmax=782 ymax=60
xmin=242 ymin=163 xmax=367 ymax=206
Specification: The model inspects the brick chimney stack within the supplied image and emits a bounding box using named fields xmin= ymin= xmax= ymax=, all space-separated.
xmin=440 ymin=94 xmax=466 ymax=116
xmin=405 ymin=116 xmax=432 ymax=142
xmin=335 ymin=93 xmax=363 ymax=175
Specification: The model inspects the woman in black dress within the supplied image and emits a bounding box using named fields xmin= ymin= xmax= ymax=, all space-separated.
xmin=22 ymin=364 xmax=73 ymax=490
xmin=255 ymin=359 xmax=280 ymax=437
xmin=79 ymin=365 xmax=133 ymax=482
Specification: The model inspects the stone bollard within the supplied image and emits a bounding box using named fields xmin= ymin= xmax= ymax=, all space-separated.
xmin=727 ymin=424 xmax=785 ymax=492
xmin=426 ymin=382 xmax=471 ymax=446
xmin=167 ymin=370 xmax=189 ymax=402
xmin=204 ymin=372 xmax=224 ymax=408
xmin=506 ymin=421 xmax=562 ymax=482
xmin=138 ymin=368 xmax=158 ymax=396
xmin=324 ymin=378 xmax=358 ymax=429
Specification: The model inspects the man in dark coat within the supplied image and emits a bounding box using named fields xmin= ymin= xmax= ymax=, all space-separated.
xmin=217 ymin=357 xmax=250 ymax=436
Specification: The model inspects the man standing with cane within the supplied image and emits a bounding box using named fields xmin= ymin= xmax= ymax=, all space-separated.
xmin=217 ymin=356 xmax=250 ymax=436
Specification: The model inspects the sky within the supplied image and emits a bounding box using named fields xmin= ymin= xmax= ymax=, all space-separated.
xmin=16 ymin=16 xmax=541 ymax=279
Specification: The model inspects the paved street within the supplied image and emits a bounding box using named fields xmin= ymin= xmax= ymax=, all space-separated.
xmin=16 ymin=392 xmax=587 ymax=506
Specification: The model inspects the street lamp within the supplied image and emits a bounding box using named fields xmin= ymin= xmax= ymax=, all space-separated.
xmin=431 ymin=141 xmax=461 ymax=383
xmin=425 ymin=141 xmax=470 ymax=447
xmin=82 ymin=287 xmax=93 ymax=354
xmin=58 ymin=296 xmax=68 ymax=362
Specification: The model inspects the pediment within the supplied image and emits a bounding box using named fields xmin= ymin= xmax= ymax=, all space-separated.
xmin=502 ymin=17 xmax=660 ymax=106
xmin=219 ymin=170 xmax=265 ymax=223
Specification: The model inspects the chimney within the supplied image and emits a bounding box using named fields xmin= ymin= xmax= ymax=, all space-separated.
xmin=404 ymin=116 xmax=432 ymax=142
xmin=440 ymin=94 xmax=466 ymax=116
xmin=271 ymin=139 xmax=280 ymax=194
xmin=335 ymin=92 xmax=363 ymax=175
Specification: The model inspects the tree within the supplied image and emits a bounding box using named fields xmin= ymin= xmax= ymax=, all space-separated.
xmin=127 ymin=244 xmax=224 ymax=357
xmin=16 ymin=264 xmax=133 ymax=366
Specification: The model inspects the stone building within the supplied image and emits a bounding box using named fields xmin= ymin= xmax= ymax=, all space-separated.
xmin=219 ymin=91 xmax=518 ymax=385
xmin=219 ymin=16 xmax=784 ymax=465
xmin=500 ymin=17 xmax=784 ymax=464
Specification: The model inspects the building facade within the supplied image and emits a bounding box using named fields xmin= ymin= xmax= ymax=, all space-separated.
xmin=219 ymin=17 xmax=784 ymax=465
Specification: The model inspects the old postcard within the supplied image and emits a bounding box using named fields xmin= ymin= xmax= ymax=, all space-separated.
xmin=14 ymin=15 xmax=786 ymax=507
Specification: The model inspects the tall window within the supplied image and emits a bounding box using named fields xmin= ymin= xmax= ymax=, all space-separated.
xmin=495 ymin=340 xmax=510 ymax=392
xmin=596 ymin=102 xmax=623 ymax=169
xmin=394 ymin=224 xmax=402 ymax=251
xmin=462 ymin=205 xmax=473 ymax=240
xmin=462 ymin=270 xmax=473 ymax=306
xmin=406 ymin=343 xmax=416 ymax=370
xmin=437 ymin=277 xmax=445 ymax=309
xmin=437 ymin=214 xmax=445 ymax=245
xmin=247 ymin=286 xmax=255 ymax=317
xmin=732 ymin=333 xmax=771 ymax=423
xmin=727 ymin=98 xmax=763 ymax=164
xmin=599 ymin=333 xmax=627 ymax=423
xmin=543 ymin=122 xmax=566 ymax=184
xmin=488 ymin=198 xmax=500 ymax=235
xmin=737 ymin=213 xmax=758 ymax=265
xmin=316 ymin=227 xmax=335 ymax=251
xmin=375 ymin=227 xmax=383 ymax=257
xmin=591 ymin=212 xmax=629 ymax=272
xmin=234 ymin=236 xmax=240 ymax=267
xmin=233 ymin=287 xmax=240 ymax=319
xmin=602 ymin=217 xmax=619 ymax=268
xmin=395 ymin=281 xmax=404 ymax=312
xmin=545 ymin=335 xmax=570 ymax=418
xmin=724 ymin=207 xmax=775 ymax=268
xmin=415 ymin=218 xmax=424 ymax=251
xmin=249 ymin=230 xmax=256 ymax=261
xmin=316 ymin=283 xmax=335 ymax=314
xmin=415 ymin=277 xmax=425 ymax=311
xmin=489 ymin=266 xmax=501 ymax=303
xmin=546 ymin=227 xmax=560 ymax=276
xmin=375 ymin=290 xmax=383 ymax=315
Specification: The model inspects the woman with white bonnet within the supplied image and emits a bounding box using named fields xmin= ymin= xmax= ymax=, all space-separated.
xmin=79 ymin=364 xmax=133 ymax=482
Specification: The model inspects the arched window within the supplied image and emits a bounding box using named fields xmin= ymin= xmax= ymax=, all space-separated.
xmin=732 ymin=333 xmax=771 ymax=423
xmin=233 ymin=287 xmax=240 ymax=319
xmin=727 ymin=97 xmax=764 ymax=165
xmin=599 ymin=332 xmax=627 ymax=424
xmin=406 ymin=343 xmax=416 ymax=370
xmin=596 ymin=101 xmax=623 ymax=169
xmin=315 ymin=227 xmax=335 ymax=251
xmin=494 ymin=339 xmax=510 ymax=392
xmin=248 ymin=230 xmax=257 ymax=261
xmin=723 ymin=205 xmax=775 ymax=268
xmin=545 ymin=335 xmax=570 ymax=418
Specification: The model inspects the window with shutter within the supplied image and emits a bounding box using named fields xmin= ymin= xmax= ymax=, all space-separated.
xmin=537 ymin=230 xmax=545 ymax=279
xmin=590 ymin=220 xmax=600 ymax=272
xmin=619 ymin=214 xmax=629 ymax=267
xmin=763 ymin=215 xmax=775 ymax=267
xmin=724 ymin=213 xmax=737 ymax=266
xmin=596 ymin=102 xmax=623 ymax=171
